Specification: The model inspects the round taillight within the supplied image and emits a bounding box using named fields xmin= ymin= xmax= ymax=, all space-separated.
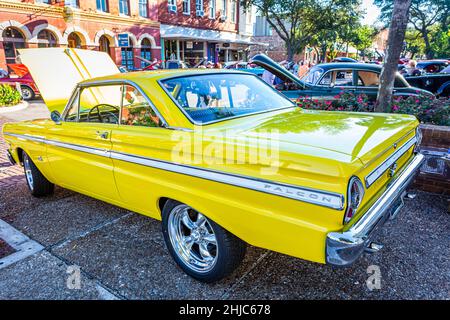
xmin=344 ymin=177 xmax=364 ymax=224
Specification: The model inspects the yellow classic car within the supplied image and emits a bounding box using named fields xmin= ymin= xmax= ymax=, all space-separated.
xmin=2 ymin=48 xmax=424 ymax=282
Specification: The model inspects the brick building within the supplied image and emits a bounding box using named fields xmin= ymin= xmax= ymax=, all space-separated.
xmin=0 ymin=0 xmax=161 ymax=71
xmin=158 ymin=0 xmax=257 ymax=65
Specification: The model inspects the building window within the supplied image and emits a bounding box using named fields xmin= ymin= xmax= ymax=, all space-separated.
xmin=2 ymin=27 xmax=25 ymax=65
xmin=182 ymin=0 xmax=190 ymax=14
xmin=121 ymin=48 xmax=134 ymax=70
xmin=99 ymin=35 xmax=111 ymax=56
xmin=37 ymin=30 xmax=58 ymax=48
xmin=140 ymin=38 xmax=152 ymax=68
xmin=65 ymin=0 xmax=78 ymax=8
xmin=196 ymin=0 xmax=204 ymax=16
xmin=68 ymin=33 xmax=82 ymax=48
xmin=168 ymin=0 xmax=177 ymax=12
xmin=35 ymin=0 xmax=51 ymax=4
xmin=138 ymin=0 xmax=148 ymax=17
xmin=96 ymin=0 xmax=108 ymax=12
xmin=230 ymin=0 xmax=236 ymax=23
xmin=209 ymin=0 xmax=216 ymax=18
xmin=220 ymin=0 xmax=227 ymax=19
xmin=119 ymin=0 xmax=130 ymax=15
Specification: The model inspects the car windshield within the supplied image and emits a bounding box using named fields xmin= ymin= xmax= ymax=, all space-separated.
xmin=301 ymin=66 xmax=324 ymax=84
xmin=160 ymin=73 xmax=294 ymax=124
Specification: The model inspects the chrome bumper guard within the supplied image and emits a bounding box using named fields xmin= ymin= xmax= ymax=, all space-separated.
xmin=6 ymin=149 xmax=16 ymax=165
xmin=326 ymin=153 xmax=425 ymax=266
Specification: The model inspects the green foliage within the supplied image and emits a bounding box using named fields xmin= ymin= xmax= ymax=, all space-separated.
xmin=0 ymin=84 xmax=22 ymax=107
xmin=374 ymin=0 xmax=450 ymax=59
xmin=241 ymin=0 xmax=364 ymax=60
xmin=296 ymin=92 xmax=450 ymax=126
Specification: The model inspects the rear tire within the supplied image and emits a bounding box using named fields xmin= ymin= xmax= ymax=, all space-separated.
xmin=22 ymin=151 xmax=54 ymax=197
xmin=162 ymin=200 xmax=246 ymax=283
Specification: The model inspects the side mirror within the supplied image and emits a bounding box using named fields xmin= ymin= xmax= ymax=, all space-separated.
xmin=50 ymin=110 xmax=62 ymax=124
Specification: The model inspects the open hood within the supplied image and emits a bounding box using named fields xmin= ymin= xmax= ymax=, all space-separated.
xmin=18 ymin=48 xmax=119 ymax=113
xmin=250 ymin=54 xmax=305 ymax=89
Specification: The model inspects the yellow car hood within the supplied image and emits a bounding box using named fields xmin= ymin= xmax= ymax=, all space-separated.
xmin=18 ymin=48 xmax=119 ymax=113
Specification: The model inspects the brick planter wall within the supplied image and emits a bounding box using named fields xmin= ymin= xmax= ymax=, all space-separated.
xmin=414 ymin=124 xmax=450 ymax=195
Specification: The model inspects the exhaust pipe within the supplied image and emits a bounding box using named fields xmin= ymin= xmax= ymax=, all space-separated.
xmin=365 ymin=242 xmax=384 ymax=253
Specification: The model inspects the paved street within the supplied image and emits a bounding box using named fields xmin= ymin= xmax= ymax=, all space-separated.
xmin=0 ymin=101 xmax=449 ymax=300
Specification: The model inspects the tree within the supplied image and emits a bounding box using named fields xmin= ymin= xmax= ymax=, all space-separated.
xmin=376 ymin=0 xmax=412 ymax=112
xmin=375 ymin=0 xmax=450 ymax=59
xmin=242 ymin=0 xmax=363 ymax=61
xmin=350 ymin=25 xmax=377 ymax=59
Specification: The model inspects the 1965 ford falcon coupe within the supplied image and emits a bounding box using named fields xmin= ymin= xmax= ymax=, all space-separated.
xmin=3 ymin=49 xmax=424 ymax=282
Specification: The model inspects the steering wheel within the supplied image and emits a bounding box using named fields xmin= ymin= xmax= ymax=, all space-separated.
xmin=87 ymin=104 xmax=120 ymax=124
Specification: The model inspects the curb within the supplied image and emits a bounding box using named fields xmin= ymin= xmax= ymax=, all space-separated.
xmin=0 ymin=101 xmax=29 ymax=114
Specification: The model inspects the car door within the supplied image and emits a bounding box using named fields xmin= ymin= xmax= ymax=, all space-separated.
xmin=45 ymin=84 xmax=121 ymax=202
xmin=355 ymin=70 xmax=380 ymax=102
xmin=315 ymin=69 xmax=357 ymax=101
xmin=110 ymin=84 xmax=178 ymax=217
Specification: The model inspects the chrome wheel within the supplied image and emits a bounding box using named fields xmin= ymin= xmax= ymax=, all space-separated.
xmin=23 ymin=155 xmax=34 ymax=191
xmin=21 ymin=87 xmax=33 ymax=100
xmin=167 ymin=204 xmax=218 ymax=273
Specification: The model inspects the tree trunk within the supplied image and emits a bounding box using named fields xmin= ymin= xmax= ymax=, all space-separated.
xmin=286 ymin=41 xmax=294 ymax=62
xmin=376 ymin=0 xmax=412 ymax=112
xmin=422 ymin=29 xmax=433 ymax=59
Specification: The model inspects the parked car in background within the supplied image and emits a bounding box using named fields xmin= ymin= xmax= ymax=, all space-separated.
xmin=416 ymin=60 xmax=449 ymax=74
xmin=224 ymin=61 xmax=265 ymax=76
xmin=4 ymin=48 xmax=424 ymax=282
xmin=332 ymin=57 xmax=357 ymax=63
xmin=0 ymin=64 xmax=39 ymax=100
xmin=250 ymin=54 xmax=434 ymax=102
xmin=404 ymin=73 xmax=450 ymax=97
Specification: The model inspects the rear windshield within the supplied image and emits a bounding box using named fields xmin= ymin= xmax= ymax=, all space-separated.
xmin=160 ymin=73 xmax=294 ymax=124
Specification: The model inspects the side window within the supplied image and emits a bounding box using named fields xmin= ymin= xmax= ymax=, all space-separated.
xmin=78 ymin=85 xmax=122 ymax=124
xmin=358 ymin=71 xmax=380 ymax=87
xmin=64 ymin=91 xmax=79 ymax=122
xmin=334 ymin=70 xmax=354 ymax=86
xmin=121 ymin=85 xmax=161 ymax=127
xmin=318 ymin=72 xmax=332 ymax=86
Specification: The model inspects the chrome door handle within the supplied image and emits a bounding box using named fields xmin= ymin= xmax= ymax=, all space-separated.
xmin=96 ymin=131 xmax=109 ymax=139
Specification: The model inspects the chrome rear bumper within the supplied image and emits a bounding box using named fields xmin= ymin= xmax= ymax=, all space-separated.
xmin=326 ymin=153 xmax=425 ymax=266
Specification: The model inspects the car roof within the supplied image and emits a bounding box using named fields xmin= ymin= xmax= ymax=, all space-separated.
xmin=313 ymin=62 xmax=382 ymax=71
xmin=79 ymin=69 xmax=249 ymax=84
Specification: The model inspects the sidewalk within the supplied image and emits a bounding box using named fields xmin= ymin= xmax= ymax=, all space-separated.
xmin=0 ymin=101 xmax=449 ymax=300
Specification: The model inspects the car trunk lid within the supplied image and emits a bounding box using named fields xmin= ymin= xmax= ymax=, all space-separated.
xmin=18 ymin=48 xmax=119 ymax=113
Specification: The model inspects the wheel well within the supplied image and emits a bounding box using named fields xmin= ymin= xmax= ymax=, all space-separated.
xmin=158 ymin=197 xmax=170 ymax=213
xmin=16 ymin=148 xmax=24 ymax=164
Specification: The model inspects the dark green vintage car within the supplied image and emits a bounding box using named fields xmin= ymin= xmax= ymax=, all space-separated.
xmin=250 ymin=54 xmax=435 ymax=102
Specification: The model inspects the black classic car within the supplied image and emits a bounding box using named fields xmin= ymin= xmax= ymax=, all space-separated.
xmin=250 ymin=54 xmax=435 ymax=102
xmin=404 ymin=73 xmax=450 ymax=97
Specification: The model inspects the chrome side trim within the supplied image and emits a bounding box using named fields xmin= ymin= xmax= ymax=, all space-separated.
xmin=4 ymin=133 xmax=44 ymax=144
xmin=4 ymin=132 xmax=345 ymax=210
xmin=110 ymin=150 xmax=345 ymax=210
xmin=364 ymin=136 xmax=417 ymax=188
xmin=326 ymin=153 xmax=425 ymax=266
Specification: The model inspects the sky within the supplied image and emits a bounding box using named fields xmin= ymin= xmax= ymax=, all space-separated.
xmin=361 ymin=0 xmax=382 ymax=26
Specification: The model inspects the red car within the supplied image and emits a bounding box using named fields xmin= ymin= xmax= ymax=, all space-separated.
xmin=0 ymin=64 xmax=40 ymax=100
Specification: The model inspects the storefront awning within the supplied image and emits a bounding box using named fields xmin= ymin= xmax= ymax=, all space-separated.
xmin=160 ymin=25 xmax=268 ymax=46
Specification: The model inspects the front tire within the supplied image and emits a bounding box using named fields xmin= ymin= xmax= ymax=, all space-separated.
xmin=162 ymin=200 xmax=246 ymax=283
xmin=21 ymin=86 xmax=35 ymax=101
xmin=22 ymin=152 xmax=54 ymax=197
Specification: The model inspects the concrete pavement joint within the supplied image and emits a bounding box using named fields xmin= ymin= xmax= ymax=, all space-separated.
xmin=0 ymin=218 xmax=44 ymax=270
xmin=49 ymin=249 xmax=126 ymax=300
xmin=221 ymin=250 xmax=273 ymax=300
xmin=48 ymin=212 xmax=133 ymax=251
